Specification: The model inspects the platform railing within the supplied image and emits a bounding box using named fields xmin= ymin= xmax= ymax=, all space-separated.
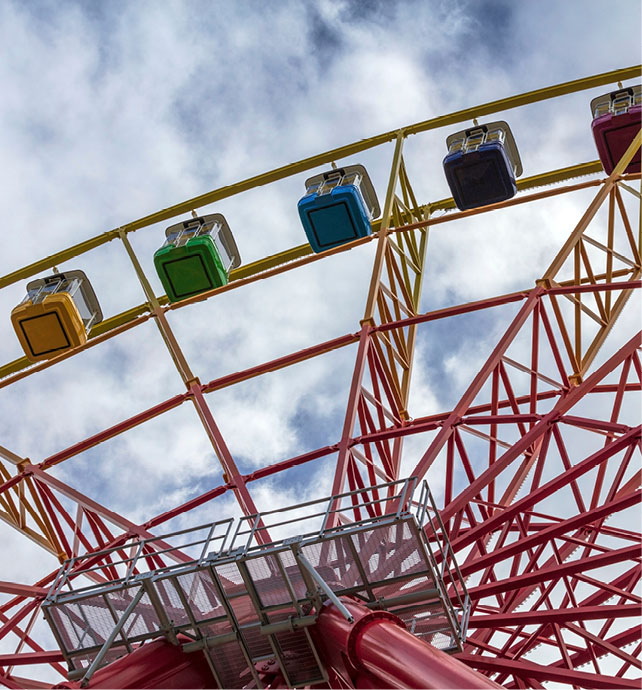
xmin=413 ymin=481 xmax=470 ymax=649
xmin=227 ymin=476 xmax=417 ymax=556
xmin=45 ymin=518 xmax=235 ymax=602
xmin=43 ymin=477 xmax=470 ymax=688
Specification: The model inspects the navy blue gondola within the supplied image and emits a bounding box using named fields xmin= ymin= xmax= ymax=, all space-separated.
xmin=443 ymin=121 xmax=523 ymax=211
xmin=298 ymin=165 xmax=380 ymax=253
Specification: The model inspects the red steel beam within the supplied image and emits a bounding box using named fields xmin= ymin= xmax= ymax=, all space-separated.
xmin=458 ymin=516 xmax=640 ymax=544
xmin=187 ymin=383 xmax=268 ymax=540
xmin=467 ymin=604 xmax=641 ymax=628
xmin=565 ymin=621 xmax=642 ymax=671
xmin=39 ymin=393 xmax=188 ymax=470
xmin=446 ymin=424 xmax=639 ymax=603
xmin=409 ymin=286 xmax=545 ymax=482
xmin=330 ymin=324 xmax=372 ymax=500
xmin=1 ymin=280 xmax=634 ymax=494
xmin=0 ymin=674 xmax=23 ymax=689
xmin=468 ymin=543 xmax=641 ymax=600
xmin=439 ymin=333 xmax=642 ymax=526
xmin=28 ymin=467 xmax=160 ymax=542
xmin=0 ymin=600 xmax=40 ymax=645
xmin=0 ymin=571 xmax=57 ymax=616
xmin=358 ymin=380 xmax=638 ymax=443
xmin=550 ymin=625 xmax=642 ymax=671
xmin=374 ymin=280 xmax=641 ymax=335
xmin=374 ymin=289 xmax=530 ymax=333
xmin=202 ymin=331 xmax=359 ymax=393
xmin=142 ymin=384 xmax=639 ymax=534
xmin=495 ymin=566 xmax=642 ymax=672
xmin=457 ymin=652 xmax=641 ymax=689
xmin=459 ymin=487 xmax=641 ymax=577
xmin=0 ymin=651 xmax=65 ymax=667
xmin=0 ymin=608 xmax=66 ymax=678
xmin=560 ymin=415 xmax=634 ymax=433
xmin=0 ymin=583 xmax=47 ymax=598
xmin=489 ymin=439 xmax=641 ymax=625
xmin=1 ymin=676 xmax=51 ymax=690
xmin=578 ymin=565 xmax=642 ymax=606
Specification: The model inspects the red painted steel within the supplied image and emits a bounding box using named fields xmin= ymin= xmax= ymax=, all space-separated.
xmin=312 ymin=598 xmax=503 ymax=689
xmin=55 ymin=637 xmax=212 ymax=689
xmin=0 ymin=583 xmax=47 ymax=598
xmin=188 ymin=383 xmax=269 ymax=541
xmin=0 ymin=312 xmax=637 ymax=686
xmin=467 ymin=543 xmax=641 ymax=600
xmin=39 ymin=394 xmax=188 ymax=470
xmin=456 ymin=653 xmax=642 ymax=689
xmin=0 ymin=126 xmax=639 ymax=688
xmin=331 ymin=324 xmax=373 ymax=500
xmin=467 ymin=604 xmax=642 ymax=628
xmin=0 ymin=604 xmax=67 ymax=678
xmin=0 ymin=652 xmax=65 ymax=667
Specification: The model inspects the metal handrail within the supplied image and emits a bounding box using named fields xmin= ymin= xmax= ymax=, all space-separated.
xmin=46 ymin=476 xmax=470 ymax=658
xmin=44 ymin=476 xmax=470 ymax=684
xmin=48 ymin=518 xmax=233 ymax=600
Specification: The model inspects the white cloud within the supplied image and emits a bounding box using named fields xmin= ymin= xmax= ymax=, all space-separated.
xmin=0 ymin=0 xmax=640 ymax=682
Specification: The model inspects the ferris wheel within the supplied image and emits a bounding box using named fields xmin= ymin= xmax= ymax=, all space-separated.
xmin=0 ymin=64 xmax=640 ymax=689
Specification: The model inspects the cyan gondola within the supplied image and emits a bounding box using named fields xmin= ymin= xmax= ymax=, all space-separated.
xmin=298 ymin=165 xmax=380 ymax=253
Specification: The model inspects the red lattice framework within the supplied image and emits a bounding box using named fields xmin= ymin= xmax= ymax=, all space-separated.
xmin=0 ymin=77 xmax=639 ymax=689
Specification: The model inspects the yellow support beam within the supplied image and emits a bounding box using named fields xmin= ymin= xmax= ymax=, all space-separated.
xmin=0 ymin=230 xmax=121 ymax=290
xmin=0 ymin=357 xmax=29 ymax=380
xmin=230 ymin=243 xmax=314 ymax=281
xmin=428 ymin=160 xmax=605 ymax=213
xmin=0 ymin=159 xmax=620 ymax=383
xmin=89 ymin=301 xmax=162 ymax=337
xmin=1 ymin=66 xmax=637 ymax=291
xmin=403 ymin=66 xmax=641 ymax=138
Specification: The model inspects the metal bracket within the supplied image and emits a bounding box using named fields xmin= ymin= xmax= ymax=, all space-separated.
xmin=295 ymin=551 xmax=354 ymax=624
xmin=79 ymin=586 xmax=145 ymax=687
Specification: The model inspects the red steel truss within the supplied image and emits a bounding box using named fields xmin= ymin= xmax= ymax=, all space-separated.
xmin=0 ymin=68 xmax=640 ymax=688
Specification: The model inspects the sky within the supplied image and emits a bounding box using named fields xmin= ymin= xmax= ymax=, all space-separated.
xmin=0 ymin=0 xmax=640 ymax=684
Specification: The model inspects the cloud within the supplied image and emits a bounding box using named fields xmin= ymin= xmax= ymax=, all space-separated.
xmin=0 ymin=0 xmax=639 ymax=681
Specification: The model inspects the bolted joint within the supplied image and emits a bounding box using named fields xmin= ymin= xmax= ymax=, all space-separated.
xmin=568 ymin=372 xmax=583 ymax=386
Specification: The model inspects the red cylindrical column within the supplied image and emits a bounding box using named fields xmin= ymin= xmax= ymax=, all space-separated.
xmin=312 ymin=598 xmax=503 ymax=689
xmin=55 ymin=636 xmax=213 ymax=689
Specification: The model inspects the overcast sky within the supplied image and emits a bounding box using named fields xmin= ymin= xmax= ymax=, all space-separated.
xmin=0 ymin=0 xmax=640 ymax=682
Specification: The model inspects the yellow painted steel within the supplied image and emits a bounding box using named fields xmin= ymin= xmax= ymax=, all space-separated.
xmin=1 ymin=66 xmax=637 ymax=292
xmin=229 ymin=243 xmax=314 ymax=280
xmin=90 ymin=302 xmax=159 ymax=336
xmin=118 ymin=230 xmax=196 ymax=384
xmin=363 ymin=133 xmax=406 ymax=325
xmin=0 ymin=308 xmax=155 ymax=381
xmin=543 ymin=133 xmax=641 ymax=280
xmin=0 ymin=159 xmax=628 ymax=382
xmin=428 ymin=160 xmax=605 ymax=213
xmin=403 ymin=66 xmax=641 ymax=137
xmin=539 ymin=130 xmax=642 ymax=382
xmin=0 ymin=357 xmax=30 ymax=380
xmin=0 ymin=231 xmax=121 ymax=291
xmin=0 ymin=66 xmax=638 ymax=573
